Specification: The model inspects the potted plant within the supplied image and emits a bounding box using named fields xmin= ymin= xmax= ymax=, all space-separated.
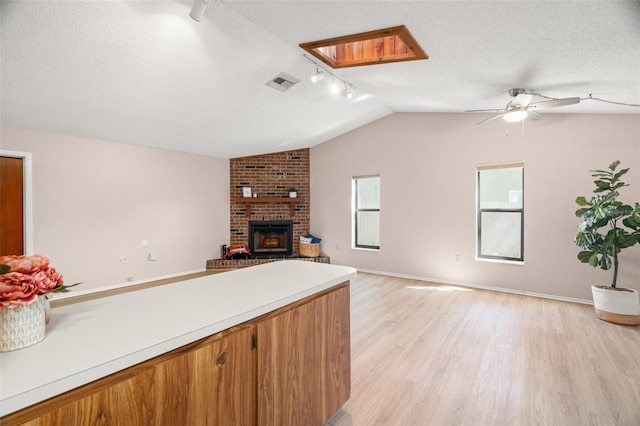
xmin=288 ymin=187 xmax=298 ymax=198
xmin=574 ymin=160 xmax=640 ymax=325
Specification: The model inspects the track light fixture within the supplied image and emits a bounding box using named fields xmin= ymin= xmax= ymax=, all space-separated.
xmin=330 ymin=77 xmax=342 ymax=94
xmin=303 ymin=54 xmax=356 ymax=100
xmin=341 ymin=83 xmax=353 ymax=99
xmin=310 ymin=66 xmax=326 ymax=83
xmin=190 ymin=0 xmax=207 ymax=22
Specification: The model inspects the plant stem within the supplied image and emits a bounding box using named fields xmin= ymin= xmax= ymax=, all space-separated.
xmin=611 ymin=220 xmax=618 ymax=288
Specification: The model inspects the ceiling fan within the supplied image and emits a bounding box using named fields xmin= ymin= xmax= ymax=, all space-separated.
xmin=466 ymin=88 xmax=580 ymax=124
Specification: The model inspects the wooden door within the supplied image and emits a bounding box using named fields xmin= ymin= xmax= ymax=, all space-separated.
xmin=0 ymin=156 xmax=24 ymax=255
xmin=256 ymin=283 xmax=351 ymax=426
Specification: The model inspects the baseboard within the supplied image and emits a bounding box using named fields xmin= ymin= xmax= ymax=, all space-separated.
xmin=356 ymin=268 xmax=593 ymax=306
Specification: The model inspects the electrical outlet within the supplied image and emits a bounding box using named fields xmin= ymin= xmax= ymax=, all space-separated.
xmin=454 ymin=254 xmax=460 ymax=262
xmin=118 ymin=257 xmax=128 ymax=265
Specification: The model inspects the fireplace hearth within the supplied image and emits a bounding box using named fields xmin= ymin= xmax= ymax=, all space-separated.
xmin=248 ymin=220 xmax=293 ymax=257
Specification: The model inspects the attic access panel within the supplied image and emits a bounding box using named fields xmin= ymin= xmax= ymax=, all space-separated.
xmin=299 ymin=25 xmax=428 ymax=69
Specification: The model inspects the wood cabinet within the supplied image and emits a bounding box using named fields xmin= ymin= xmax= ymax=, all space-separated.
xmin=2 ymin=283 xmax=350 ymax=426
xmin=256 ymin=283 xmax=350 ymax=425
xmin=3 ymin=326 xmax=255 ymax=426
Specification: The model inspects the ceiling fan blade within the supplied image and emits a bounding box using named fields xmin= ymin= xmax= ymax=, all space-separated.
xmin=527 ymin=97 xmax=580 ymax=110
xmin=527 ymin=111 xmax=544 ymax=121
xmin=511 ymin=93 xmax=533 ymax=107
xmin=476 ymin=113 xmax=504 ymax=125
xmin=464 ymin=108 xmax=504 ymax=113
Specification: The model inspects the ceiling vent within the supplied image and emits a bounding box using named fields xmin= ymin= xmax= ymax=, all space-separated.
xmin=266 ymin=72 xmax=300 ymax=92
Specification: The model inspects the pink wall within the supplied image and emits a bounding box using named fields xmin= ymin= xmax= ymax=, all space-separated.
xmin=310 ymin=113 xmax=640 ymax=301
xmin=1 ymin=126 xmax=229 ymax=292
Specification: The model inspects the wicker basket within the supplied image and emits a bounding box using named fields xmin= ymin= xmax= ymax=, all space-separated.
xmin=299 ymin=242 xmax=320 ymax=257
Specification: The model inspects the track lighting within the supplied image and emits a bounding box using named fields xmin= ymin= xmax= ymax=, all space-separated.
xmin=503 ymin=109 xmax=528 ymax=122
xmin=190 ymin=0 xmax=207 ymax=22
xmin=341 ymin=84 xmax=353 ymax=99
xmin=303 ymin=54 xmax=356 ymax=100
xmin=310 ymin=67 xmax=326 ymax=83
xmin=330 ymin=77 xmax=342 ymax=94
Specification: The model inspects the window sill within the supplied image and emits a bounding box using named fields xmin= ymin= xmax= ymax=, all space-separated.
xmin=352 ymin=246 xmax=380 ymax=252
xmin=476 ymin=257 xmax=524 ymax=266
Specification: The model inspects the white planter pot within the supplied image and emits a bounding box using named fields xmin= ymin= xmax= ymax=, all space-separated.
xmin=591 ymin=285 xmax=640 ymax=326
xmin=0 ymin=295 xmax=47 ymax=352
xmin=289 ymin=192 xmax=297 ymax=198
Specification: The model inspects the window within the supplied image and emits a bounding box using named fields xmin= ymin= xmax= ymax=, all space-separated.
xmin=353 ymin=175 xmax=380 ymax=249
xmin=477 ymin=162 xmax=524 ymax=261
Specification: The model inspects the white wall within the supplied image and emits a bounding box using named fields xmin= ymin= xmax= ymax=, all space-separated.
xmin=310 ymin=113 xmax=640 ymax=301
xmin=1 ymin=126 xmax=229 ymax=292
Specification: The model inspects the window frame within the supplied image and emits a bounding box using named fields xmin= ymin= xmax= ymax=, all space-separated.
xmin=476 ymin=162 xmax=524 ymax=262
xmin=352 ymin=175 xmax=380 ymax=250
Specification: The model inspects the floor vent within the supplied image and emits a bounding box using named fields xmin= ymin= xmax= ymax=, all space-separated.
xmin=265 ymin=72 xmax=300 ymax=92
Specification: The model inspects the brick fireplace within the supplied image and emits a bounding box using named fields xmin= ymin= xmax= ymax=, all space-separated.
xmin=229 ymin=149 xmax=310 ymax=256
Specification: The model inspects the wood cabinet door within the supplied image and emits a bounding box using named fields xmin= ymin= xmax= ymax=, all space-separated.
xmin=256 ymin=283 xmax=351 ymax=426
xmin=154 ymin=325 xmax=256 ymax=426
xmin=4 ymin=326 xmax=256 ymax=426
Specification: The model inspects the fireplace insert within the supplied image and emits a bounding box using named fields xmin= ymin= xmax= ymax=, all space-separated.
xmin=248 ymin=220 xmax=293 ymax=257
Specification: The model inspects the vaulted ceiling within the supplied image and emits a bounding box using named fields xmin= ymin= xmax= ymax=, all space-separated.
xmin=1 ymin=1 xmax=638 ymax=159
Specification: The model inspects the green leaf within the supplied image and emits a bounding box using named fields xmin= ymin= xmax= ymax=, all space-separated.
xmin=612 ymin=182 xmax=628 ymax=191
xmin=577 ymin=251 xmax=594 ymax=263
xmin=575 ymin=196 xmax=590 ymax=206
xmin=623 ymin=216 xmax=639 ymax=230
xmin=613 ymin=167 xmax=629 ymax=180
xmin=0 ymin=264 xmax=10 ymax=274
xmin=589 ymin=253 xmax=600 ymax=267
xmin=608 ymin=160 xmax=621 ymax=171
xmin=54 ymin=282 xmax=82 ymax=293
xmin=575 ymin=207 xmax=591 ymax=217
xmin=619 ymin=234 xmax=638 ymax=248
xmin=594 ymin=180 xmax=610 ymax=187
xmin=599 ymin=255 xmax=612 ymax=269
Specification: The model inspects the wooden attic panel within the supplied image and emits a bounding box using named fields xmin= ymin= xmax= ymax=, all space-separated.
xmin=336 ymin=36 xmax=408 ymax=62
xmin=300 ymin=25 xmax=428 ymax=69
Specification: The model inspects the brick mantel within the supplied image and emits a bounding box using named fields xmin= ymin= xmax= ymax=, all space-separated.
xmin=229 ymin=149 xmax=310 ymax=255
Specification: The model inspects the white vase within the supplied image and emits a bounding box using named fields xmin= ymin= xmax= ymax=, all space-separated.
xmin=591 ymin=285 xmax=640 ymax=326
xmin=0 ymin=295 xmax=47 ymax=352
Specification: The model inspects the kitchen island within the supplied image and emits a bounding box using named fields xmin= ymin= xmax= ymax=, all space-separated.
xmin=0 ymin=260 xmax=356 ymax=425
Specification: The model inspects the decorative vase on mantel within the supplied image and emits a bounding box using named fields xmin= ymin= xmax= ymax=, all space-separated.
xmin=0 ymin=295 xmax=47 ymax=352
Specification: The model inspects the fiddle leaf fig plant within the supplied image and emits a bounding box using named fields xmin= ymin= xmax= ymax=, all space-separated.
xmin=574 ymin=160 xmax=640 ymax=288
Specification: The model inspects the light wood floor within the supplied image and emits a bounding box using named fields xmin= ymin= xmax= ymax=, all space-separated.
xmin=326 ymin=273 xmax=640 ymax=426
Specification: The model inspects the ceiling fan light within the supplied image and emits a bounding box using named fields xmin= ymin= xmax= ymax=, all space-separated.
xmin=503 ymin=110 xmax=528 ymax=122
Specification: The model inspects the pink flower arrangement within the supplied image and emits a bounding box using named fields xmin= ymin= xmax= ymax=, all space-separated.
xmin=0 ymin=254 xmax=78 ymax=308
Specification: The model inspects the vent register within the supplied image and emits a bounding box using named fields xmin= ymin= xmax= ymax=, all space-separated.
xmin=265 ymin=72 xmax=300 ymax=92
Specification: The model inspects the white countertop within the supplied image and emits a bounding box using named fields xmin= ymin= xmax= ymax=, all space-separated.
xmin=0 ymin=260 xmax=356 ymax=417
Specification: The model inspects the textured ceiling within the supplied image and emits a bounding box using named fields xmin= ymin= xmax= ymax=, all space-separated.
xmin=1 ymin=0 xmax=639 ymax=159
